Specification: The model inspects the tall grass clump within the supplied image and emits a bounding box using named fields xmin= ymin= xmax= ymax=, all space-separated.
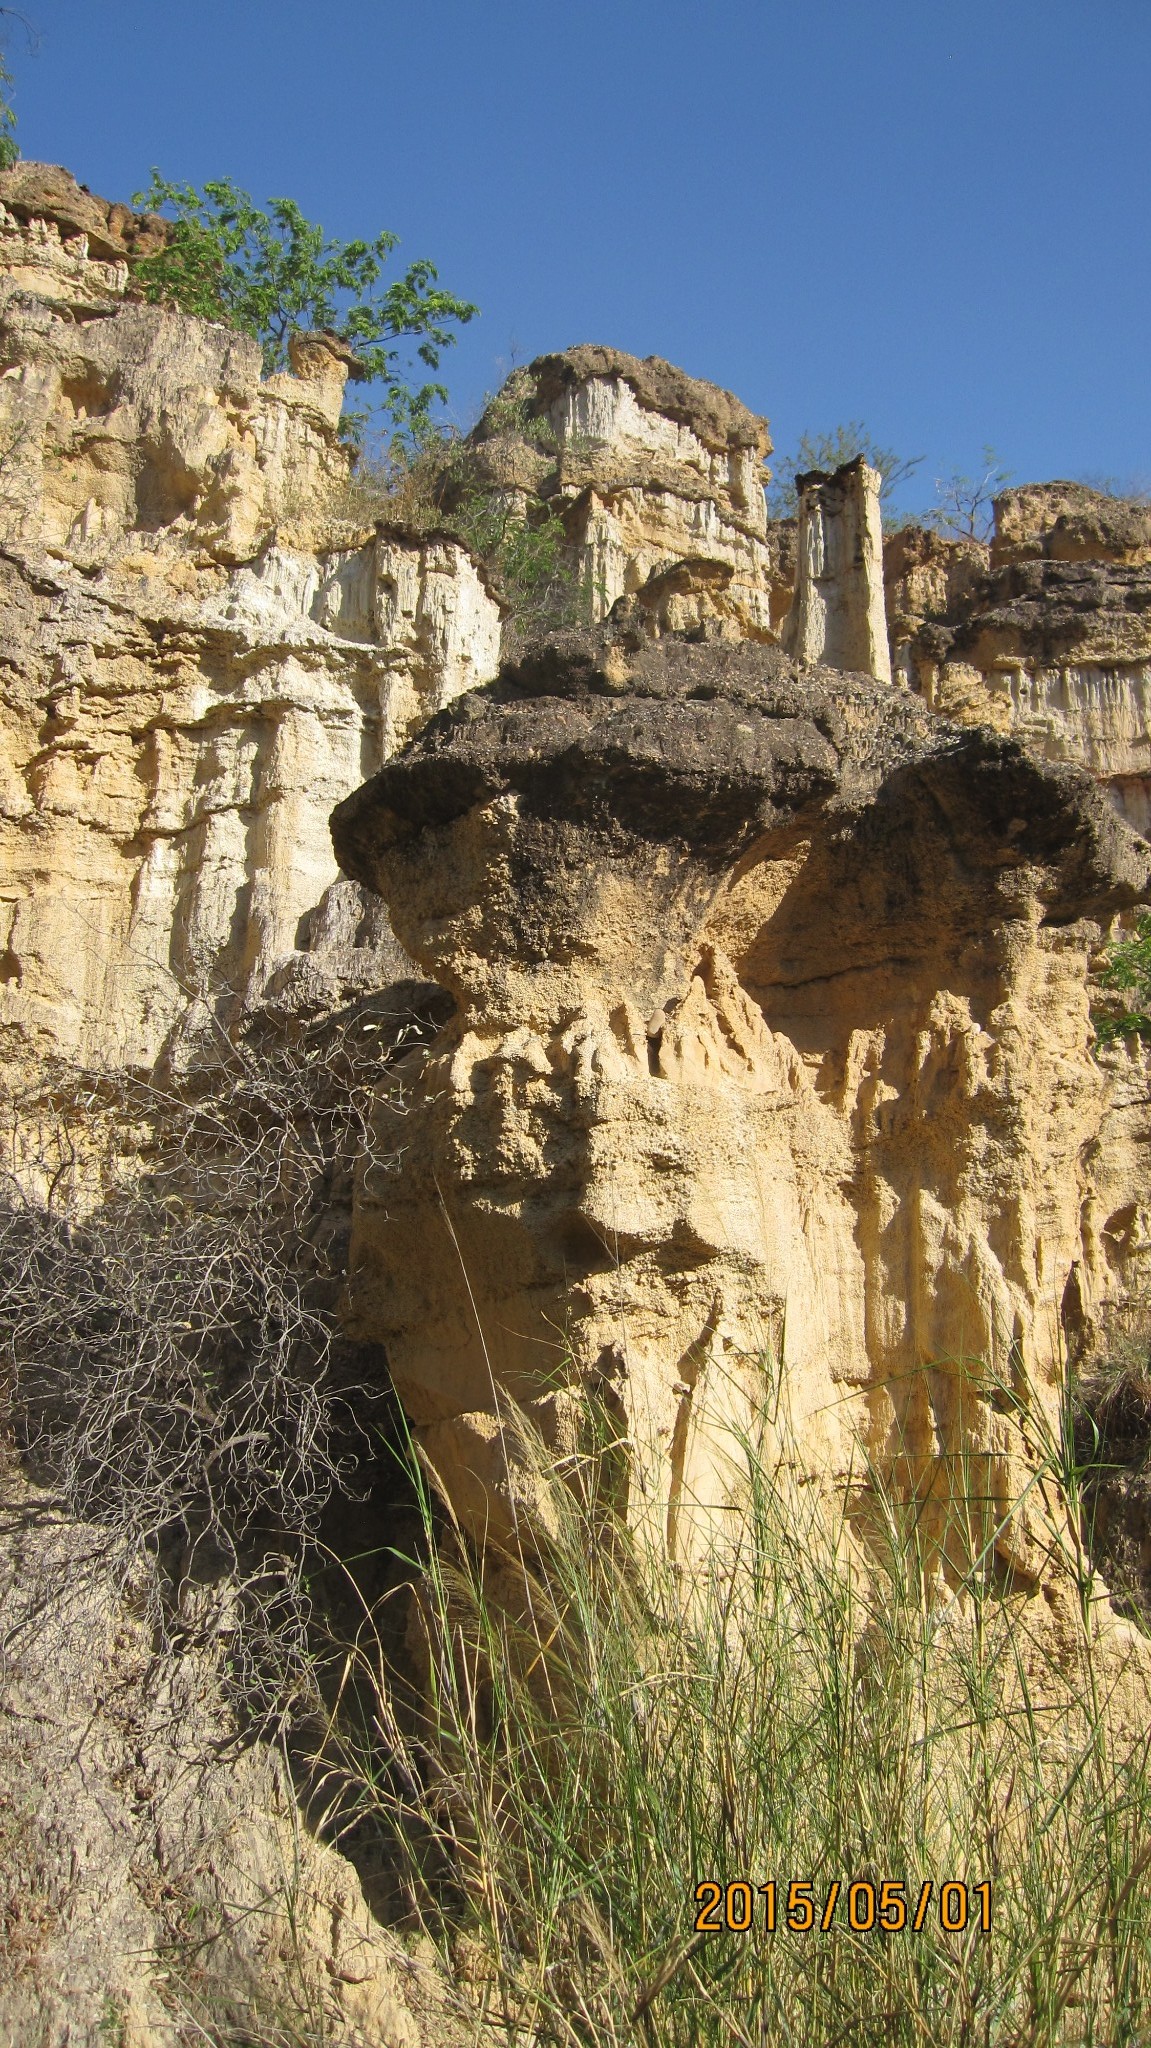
xmin=312 ymin=1399 xmax=1151 ymax=2048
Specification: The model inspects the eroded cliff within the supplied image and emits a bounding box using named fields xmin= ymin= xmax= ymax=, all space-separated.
xmin=332 ymin=629 xmax=1151 ymax=1656
xmin=0 ymin=164 xmax=503 ymax=1084
xmin=4 ymin=154 xmax=1151 ymax=2043
xmin=887 ymin=483 xmax=1151 ymax=836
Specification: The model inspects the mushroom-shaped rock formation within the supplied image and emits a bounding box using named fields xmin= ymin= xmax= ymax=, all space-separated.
xmin=332 ymin=628 xmax=1150 ymax=1598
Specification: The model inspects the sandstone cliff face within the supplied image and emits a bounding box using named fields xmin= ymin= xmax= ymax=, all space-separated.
xmin=463 ymin=344 xmax=792 ymax=640
xmin=887 ymin=485 xmax=1151 ymax=836
xmin=0 ymin=168 xmax=503 ymax=1073
xmin=7 ymin=165 xmax=1144 ymax=1084
xmin=333 ymin=628 xmax=1150 ymax=1623
xmin=0 ymin=171 xmax=513 ymax=2042
xmin=5 ymin=153 xmax=1151 ymax=2038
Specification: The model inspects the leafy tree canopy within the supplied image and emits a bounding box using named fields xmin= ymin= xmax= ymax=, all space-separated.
xmin=0 ymin=49 xmax=18 ymax=170
xmin=132 ymin=174 xmax=477 ymax=439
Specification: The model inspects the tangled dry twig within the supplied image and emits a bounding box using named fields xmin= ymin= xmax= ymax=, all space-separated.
xmin=0 ymin=980 xmax=450 ymax=1717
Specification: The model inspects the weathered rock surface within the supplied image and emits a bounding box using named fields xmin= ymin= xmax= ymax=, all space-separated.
xmin=0 ymin=160 xmax=173 ymax=263
xmin=785 ymin=456 xmax=891 ymax=683
xmin=0 ymin=169 xmax=502 ymax=2044
xmin=0 ymin=1469 xmax=471 ymax=2047
xmin=0 ymin=171 xmax=502 ymax=1074
xmin=333 ymin=627 xmax=1150 ymax=1616
xmin=5 ymin=149 xmax=1151 ymax=2036
xmin=462 ymin=345 xmax=792 ymax=639
xmin=887 ymin=486 xmax=1151 ymax=834
xmin=993 ymin=480 xmax=1151 ymax=569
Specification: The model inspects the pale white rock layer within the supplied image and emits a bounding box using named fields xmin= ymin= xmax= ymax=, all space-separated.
xmin=466 ymin=346 xmax=792 ymax=640
xmin=786 ymin=456 xmax=892 ymax=683
xmin=0 ymin=178 xmax=502 ymax=1074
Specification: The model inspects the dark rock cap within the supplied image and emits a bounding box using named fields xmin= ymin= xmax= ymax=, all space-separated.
xmin=0 ymin=162 xmax=171 ymax=263
xmin=528 ymin=344 xmax=771 ymax=458
xmin=332 ymin=627 xmax=1149 ymax=922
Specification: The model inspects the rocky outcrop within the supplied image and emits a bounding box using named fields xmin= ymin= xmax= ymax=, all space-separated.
xmin=887 ymin=487 xmax=1151 ymax=834
xmin=0 ymin=171 xmax=511 ymax=2042
xmin=784 ymin=456 xmax=891 ymax=682
xmin=993 ymin=481 xmax=1151 ymax=569
xmin=0 ymin=170 xmax=503 ymax=1074
xmin=461 ymin=345 xmax=792 ymax=639
xmin=0 ymin=1467 xmax=471 ymax=2047
xmin=0 ymin=161 xmax=173 ymax=263
xmin=333 ymin=627 xmax=1150 ymax=1621
xmin=5 ymin=148 xmax=1151 ymax=2036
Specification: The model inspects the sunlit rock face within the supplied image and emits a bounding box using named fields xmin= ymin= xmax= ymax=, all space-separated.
xmin=334 ymin=627 xmax=1149 ymax=1594
xmin=887 ymin=485 xmax=1151 ymax=835
xmin=459 ymin=344 xmax=794 ymax=641
xmin=0 ymin=166 xmax=502 ymax=1072
xmin=3 ymin=154 xmax=1151 ymax=1651
xmin=785 ymin=456 xmax=891 ymax=683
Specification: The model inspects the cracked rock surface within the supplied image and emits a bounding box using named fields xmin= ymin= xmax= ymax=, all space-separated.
xmin=335 ymin=629 xmax=1150 ymax=1642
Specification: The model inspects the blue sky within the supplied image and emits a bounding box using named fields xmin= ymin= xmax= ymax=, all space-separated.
xmin=10 ymin=0 xmax=1151 ymax=515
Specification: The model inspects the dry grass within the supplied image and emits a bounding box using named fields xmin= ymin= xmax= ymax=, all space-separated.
xmin=303 ymin=1396 xmax=1151 ymax=2048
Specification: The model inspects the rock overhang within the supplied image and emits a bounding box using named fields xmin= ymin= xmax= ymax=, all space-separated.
xmin=331 ymin=627 xmax=1151 ymax=934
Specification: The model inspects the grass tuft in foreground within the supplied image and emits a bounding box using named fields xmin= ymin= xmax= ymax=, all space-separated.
xmin=310 ymin=1402 xmax=1151 ymax=2048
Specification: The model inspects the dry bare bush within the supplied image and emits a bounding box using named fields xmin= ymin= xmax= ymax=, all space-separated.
xmin=0 ymin=982 xmax=450 ymax=1718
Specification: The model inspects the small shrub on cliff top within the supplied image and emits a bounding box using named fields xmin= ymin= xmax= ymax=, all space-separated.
xmin=767 ymin=420 xmax=923 ymax=519
xmin=920 ymin=445 xmax=1013 ymax=543
xmin=336 ymin=410 xmax=595 ymax=637
xmin=0 ymin=51 xmax=16 ymax=172
xmin=131 ymin=173 xmax=477 ymax=439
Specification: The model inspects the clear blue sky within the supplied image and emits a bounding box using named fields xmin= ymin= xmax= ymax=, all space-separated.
xmin=10 ymin=0 xmax=1151 ymax=514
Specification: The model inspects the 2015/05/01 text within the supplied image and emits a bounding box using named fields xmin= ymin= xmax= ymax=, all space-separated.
xmin=693 ymin=1880 xmax=992 ymax=1935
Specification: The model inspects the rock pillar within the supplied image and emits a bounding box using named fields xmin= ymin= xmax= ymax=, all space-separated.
xmin=786 ymin=455 xmax=892 ymax=683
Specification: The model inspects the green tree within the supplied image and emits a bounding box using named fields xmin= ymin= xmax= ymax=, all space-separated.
xmin=767 ymin=420 xmax=922 ymax=519
xmin=0 ymin=50 xmax=18 ymax=170
xmin=132 ymin=173 xmax=477 ymax=438
xmin=1094 ymin=912 xmax=1151 ymax=1042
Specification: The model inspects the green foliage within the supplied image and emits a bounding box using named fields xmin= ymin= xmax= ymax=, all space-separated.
xmin=0 ymin=50 xmax=18 ymax=171
xmin=433 ymin=373 xmax=590 ymax=627
xmin=464 ymin=494 xmax=586 ymax=627
xmin=335 ymin=396 xmax=594 ymax=634
xmin=474 ymin=373 xmax=561 ymax=453
xmin=1093 ymin=912 xmax=1151 ymax=1042
xmin=446 ymin=471 xmax=589 ymax=634
xmin=767 ymin=420 xmax=923 ymax=519
xmin=131 ymin=173 xmax=477 ymax=438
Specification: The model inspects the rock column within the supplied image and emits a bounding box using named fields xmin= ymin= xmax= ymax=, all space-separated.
xmin=786 ymin=455 xmax=892 ymax=683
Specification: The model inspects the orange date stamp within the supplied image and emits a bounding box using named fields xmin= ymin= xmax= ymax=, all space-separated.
xmin=693 ymin=1879 xmax=992 ymax=1935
